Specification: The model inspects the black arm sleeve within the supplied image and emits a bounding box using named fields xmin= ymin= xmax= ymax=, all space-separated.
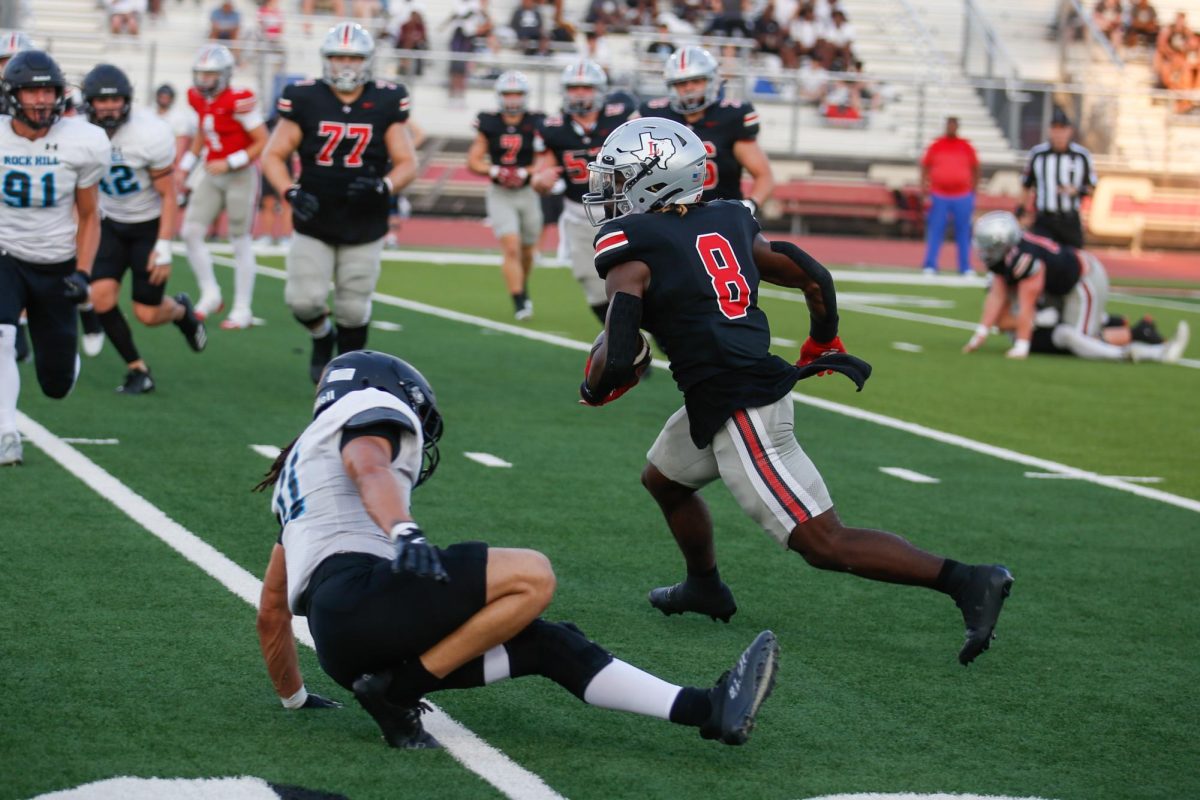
xmin=769 ymin=240 xmax=839 ymax=343
xmin=339 ymin=421 xmax=405 ymax=461
xmin=591 ymin=291 xmax=644 ymax=397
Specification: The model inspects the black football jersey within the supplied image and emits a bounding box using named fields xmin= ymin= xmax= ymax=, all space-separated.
xmin=990 ymin=231 xmax=1082 ymax=295
xmin=636 ymin=97 xmax=760 ymax=202
xmin=474 ymin=111 xmax=544 ymax=169
xmin=594 ymin=201 xmax=798 ymax=446
xmin=535 ymin=101 xmax=633 ymax=203
xmin=277 ymin=79 xmax=410 ymax=245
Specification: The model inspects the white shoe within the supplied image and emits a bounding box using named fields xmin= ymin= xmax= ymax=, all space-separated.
xmin=922 ymin=266 xmax=937 ymax=277
xmin=514 ymin=299 xmax=534 ymax=321
xmin=82 ymin=332 xmax=105 ymax=357
xmin=1163 ymin=320 xmax=1190 ymax=364
xmin=220 ymin=307 xmax=254 ymax=330
xmin=195 ymin=294 xmax=225 ymax=320
xmin=0 ymin=432 xmax=23 ymax=466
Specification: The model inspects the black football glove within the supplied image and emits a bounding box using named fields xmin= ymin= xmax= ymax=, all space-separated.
xmin=285 ymin=185 xmax=320 ymax=223
xmin=63 ymin=270 xmax=90 ymax=303
xmin=346 ymin=175 xmax=390 ymax=203
xmin=301 ymin=692 xmax=343 ymax=709
xmin=390 ymin=523 xmax=449 ymax=582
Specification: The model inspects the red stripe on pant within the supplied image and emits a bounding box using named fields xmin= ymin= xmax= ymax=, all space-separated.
xmin=732 ymin=410 xmax=812 ymax=525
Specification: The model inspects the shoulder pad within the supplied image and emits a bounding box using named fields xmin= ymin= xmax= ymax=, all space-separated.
xmin=343 ymin=406 xmax=417 ymax=434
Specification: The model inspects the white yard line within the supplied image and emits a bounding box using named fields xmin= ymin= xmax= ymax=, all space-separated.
xmin=1025 ymin=472 xmax=1164 ymax=484
xmin=879 ymin=467 xmax=940 ymax=484
xmin=464 ymin=452 xmax=514 ymax=468
xmin=214 ymin=254 xmax=1200 ymax=517
xmin=16 ymin=411 xmax=566 ymax=800
xmin=250 ymin=445 xmax=282 ymax=459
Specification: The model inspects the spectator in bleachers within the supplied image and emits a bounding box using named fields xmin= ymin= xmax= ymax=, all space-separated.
xmin=788 ymin=4 xmax=824 ymax=66
xmin=209 ymin=0 xmax=242 ymax=64
xmin=821 ymin=8 xmax=855 ymax=70
xmin=703 ymin=0 xmax=751 ymax=40
xmin=300 ymin=0 xmax=347 ymax=35
xmin=794 ymin=55 xmax=828 ymax=103
xmin=384 ymin=0 xmax=429 ymax=76
xmin=256 ymin=0 xmax=287 ymax=77
xmin=1124 ymin=0 xmax=1159 ymax=47
xmin=107 ymin=0 xmax=145 ymax=35
xmin=1155 ymin=12 xmax=1196 ymax=112
xmin=1093 ymin=0 xmax=1124 ymax=50
xmin=443 ymin=0 xmax=491 ymax=104
xmin=920 ymin=116 xmax=979 ymax=276
xmin=511 ymin=0 xmax=545 ymax=56
xmin=753 ymin=1 xmax=790 ymax=67
xmin=645 ymin=15 xmax=677 ymax=60
xmin=583 ymin=20 xmax=614 ymax=72
xmin=587 ymin=0 xmax=626 ymax=33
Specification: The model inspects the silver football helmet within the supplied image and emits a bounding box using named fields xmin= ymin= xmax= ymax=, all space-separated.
xmin=972 ymin=211 xmax=1023 ymax=266
xmin=560 ymin=59 xmax=607 ymax=116
xmin=495 ymin=70 xmax=529 ymax=115
xmin=664 ymin=46 xmax=720 ymax=114
xmin=321 ymin=22 xmax=375 ymax=92
xmin=583 ymin=118 xmax=707 ymax=226
xmin=0 ymin=31 xmax=33 ymax=66
xmin=192 ymin=44 xmax=235 ymax=98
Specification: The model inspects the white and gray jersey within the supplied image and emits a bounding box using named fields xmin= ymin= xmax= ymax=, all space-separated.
xmin=99 ymin=107 xmax=177 ymax=224
xmin=1022 ymin=141 xmax=1097 ymax=214
xmin=0 ymin=115 xmax=109 ymax=263
xmin=274 ymin=388 xmax=425 ymax=614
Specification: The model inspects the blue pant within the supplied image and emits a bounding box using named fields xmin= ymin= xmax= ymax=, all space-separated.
xmin=922 ymin=192 xmax=975 ymax=273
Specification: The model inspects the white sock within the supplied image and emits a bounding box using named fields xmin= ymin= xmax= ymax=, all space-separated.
xmin=0 ymin=324 xmax=21 ymax=434
xmin=183 ymin=223 xmax=219 ymax=298
xmin=482 ymin=644 xmax=510 ymax=685
xmin=1051 ymin=325 xmax=1127 ymax=361
xmin=581 ymin=659 xmax=682 ymax=720
xmin=231 ymin=234 xmax=256 ymax=314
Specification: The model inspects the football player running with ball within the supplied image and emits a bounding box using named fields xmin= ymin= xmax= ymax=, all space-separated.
xmin=581 ymin=118 xmax=1013 ymax=666
xmin=81 ymin=64 xmax=207 ymax=396
xmin=0 ymin=51 xmax=109 ymax=466
xmin=636 ymin=46 xmax=774 ymax=216
xmin=467 ymin=71 xmax=545 ymax=321
xmin=254 ymin=350 xmax=779 ymax=748
xmin=177 ymin=44 xmax=268 ymax=330
xmin=262 ymin=23 xmax=418 ymax=383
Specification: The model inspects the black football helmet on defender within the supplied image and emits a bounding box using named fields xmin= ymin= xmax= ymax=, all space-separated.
xmin=314 ymin=351 xmax=444 ymax=485
xmin=81 ymin=63 xmax=134 ymax=131
xmin=2 ymin=49 xmax=68 ymax=130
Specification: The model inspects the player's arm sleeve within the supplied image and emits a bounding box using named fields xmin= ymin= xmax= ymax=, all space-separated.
xmin=593 ymin=222 xmax=637 ymax=278
xmin=392 ymin=85 xmax=412 ymax=124
xmin=737 ymin=101 xmax=761 ymax=141
xmin=276 ymin=84 xmax=299 ymax=123
xmin=339 ymin=408 xmax=417 ymax=462
xmin=761 ymin=237 xmax=839 ymax=343
xmin=233 ymin=91 xmax=265 ymax=130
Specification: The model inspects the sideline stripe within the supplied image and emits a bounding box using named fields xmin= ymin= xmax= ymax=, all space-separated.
xmin=16 ymin=411 xmax=566 ymax=800
xmin=214 ymin=255 xmax=1200 ymax=516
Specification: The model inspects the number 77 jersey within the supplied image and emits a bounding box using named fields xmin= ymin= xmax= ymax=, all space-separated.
xmin=0 ymin=114 xmax=109 ymax=264
xmin=593 ymin=199 xmax=771 ymax=391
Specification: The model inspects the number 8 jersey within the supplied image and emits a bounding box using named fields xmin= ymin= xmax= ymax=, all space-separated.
xmin=97 ymin=106 xmax=177 ymax=224
xmin=0 ymin=113 xmax=109 ymax=264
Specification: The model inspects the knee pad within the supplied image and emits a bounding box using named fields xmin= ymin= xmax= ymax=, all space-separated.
xmin=333 ymin=295 xmax=372 ymax=329
xmin=181 ymin=222 xmax=207 ymax=244
xmin=506 ymin=619 xmax=613 ymax=701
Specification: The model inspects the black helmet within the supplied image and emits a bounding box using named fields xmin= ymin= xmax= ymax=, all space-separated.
xmin=2 ymin=49 xmax=67 ymax=130
xmin=314 ymin=350 xmax=444 ymax=485
xmin=81 ymin=63 xmax=133 ymax=131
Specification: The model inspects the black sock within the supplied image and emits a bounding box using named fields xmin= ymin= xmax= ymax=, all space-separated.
xmin=512 ymin=292 xmax=528 ymax=313
xmin=97 ymin=308 xmax=139 ymax=365
xmin=934 ymin=559 xmax=973 ymax=598
xmin=384 ymin=659 xmax=441 ymax=703
xmin=336 ymin=324 xmax=368 ymax=354
xmin=685 ymin=565 xmax=721 ymax=588
xmin=590 ymin=302 xmax=609 ymax=324
xmin=668 ymin=687 xmax=713 ymax=726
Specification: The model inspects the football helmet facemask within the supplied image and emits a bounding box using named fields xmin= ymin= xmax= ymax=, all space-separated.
xmin=583 ymin=117 xmax=707 ymax=226
xmin=560 ymin=59 xmax=607 ymax=116
xmin=81 ymin=63 xmax=134 ymax=131
xmin=321 ymin=22 xmax=375 ymax=93
xmin=495 ymin=70 xmax=529 ymax=115
xmin=2 ymin=50 xmax=67 ymax=130
xmin=664 ymin=46 xmax=721 ymax=114
xmin=314 ymin=351 xmax=444 ymax=486
xmin=192 ymin=44 xmax=235 ymax=98
xmin=972 ymin=211 xmax=1023 ymax=266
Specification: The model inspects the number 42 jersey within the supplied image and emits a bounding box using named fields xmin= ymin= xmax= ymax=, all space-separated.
xmin=0 ymin=114 xmax=109 ymax=264
xmin=98 ymin=106 xmax=177 ymax=224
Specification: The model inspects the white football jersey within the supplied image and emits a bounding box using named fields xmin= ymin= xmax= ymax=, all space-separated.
xmin=275 ymin=388 xmax=425 ymax=614
xmin=99 ymin=107 xmax=177 ymax=224
xmin=0 ymin=114 xmax=109 ymax=264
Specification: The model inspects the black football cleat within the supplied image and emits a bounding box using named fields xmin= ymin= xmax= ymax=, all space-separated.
xmin=173 ymin=293 xmax=208 ymax=352
xmin=1129 ymin=315 xmax=1164 ymax=345
xmin=310 ymin=328 xmax=337 ymax=384
xmin=700 ymin=629 xmax=780 ymax=745
xmin=649 ymin=578 xmax=738 ymax=623
xmin=956 ymin=564 xmax=1014 ymax=666
xmin=116 ymin=368 xmax=155 ymax=396
xmin=352 ymin=672 xmax=441 ymax=750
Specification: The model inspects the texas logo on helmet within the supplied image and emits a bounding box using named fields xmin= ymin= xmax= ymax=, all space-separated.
xmin=635 ymin=131 xmax=676 ymax=169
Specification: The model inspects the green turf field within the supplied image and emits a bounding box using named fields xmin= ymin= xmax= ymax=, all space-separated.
xmin=4 ymin=249 xmax=1198 ymax=800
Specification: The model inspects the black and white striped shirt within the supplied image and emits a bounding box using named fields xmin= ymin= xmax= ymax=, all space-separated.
xmin=1022 ymin=142 xmax=1097 ymax=214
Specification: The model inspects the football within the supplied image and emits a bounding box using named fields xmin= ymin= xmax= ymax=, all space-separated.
xmin=590 ymin=330 xmax=652 ymax=377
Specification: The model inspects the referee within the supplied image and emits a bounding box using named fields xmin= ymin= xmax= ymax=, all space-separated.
xmin=1017 ymin=107 xmax=1096 ymax=248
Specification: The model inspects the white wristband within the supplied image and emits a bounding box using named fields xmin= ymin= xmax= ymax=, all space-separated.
xmin=516 ymin=167 xmax=528 ymax=181
xmin=281 ymin=685 xmax=308 ymax=709
xmin=226 ymin=150 xmax=250 ymax=170
xmin=383 ymin=176 xmax=394 ymax=194
xmin=550 ymin=177 xmax=566 ymax=195
xmin=154 ymin=239 xmax=172 ymax=266
xmin=389 ymin=521 xmax=420 ymax=542
xmin=488 ymin=165 xmax=500 ymax=178
xmin=178 ymin=151 xmax=198 ymax=174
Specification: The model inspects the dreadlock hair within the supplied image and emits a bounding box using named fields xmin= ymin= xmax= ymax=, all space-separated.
xmin=253 ymin=435 xmax=299 ymax=493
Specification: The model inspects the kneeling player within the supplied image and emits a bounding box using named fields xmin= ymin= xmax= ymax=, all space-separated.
xmin=82 ymin=64 xmax=206 ymax=395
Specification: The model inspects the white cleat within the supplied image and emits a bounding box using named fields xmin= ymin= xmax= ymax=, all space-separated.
xmin=220 ymin=307 xmax=254 ymax=330
xmin=194 ymin=294 xmax=225 ymax=321
xmin=514 ymin=299 xmax=534 ymax=321
xmin=1163 ymin=320 xmax=1190 ymax=364
xmin=81 ymin=332 xmax=105 ymax=357
xmin=0 ymin=431 xmax=23 ymax=466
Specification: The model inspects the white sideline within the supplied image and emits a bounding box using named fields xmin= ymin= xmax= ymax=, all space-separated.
xmin=15 ymin=411 xmax=566 ymax=800
xmin=213 ymin=254 xmax=1200 ymax=516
